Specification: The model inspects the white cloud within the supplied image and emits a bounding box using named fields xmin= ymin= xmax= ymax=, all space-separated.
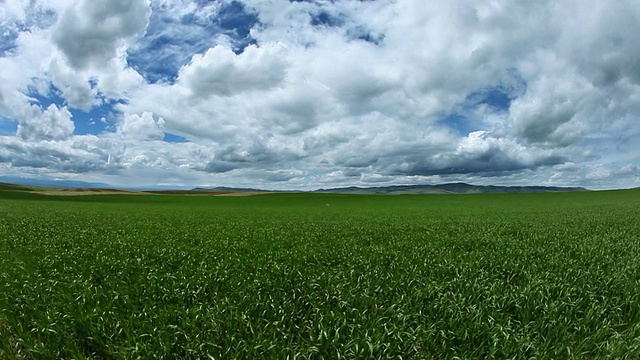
xmin=52 ymin=0 xmax=150 ymax=69
xmin=179 ymin=43 xmax=288 ymax=98
xmin=16 ymin=103 xmax=74 ymax=140
xmin=48 ymin=58 xmax=100 ymax=111
xmin=0 ymin=29 xmax=54 ymax=118
xmin=119 ymin=112 xmax=165 ymax=141
xmin=0 ymin=0 xmax=30 ymax=23
xmin=0 ymin=0 xmax=639 ymax=189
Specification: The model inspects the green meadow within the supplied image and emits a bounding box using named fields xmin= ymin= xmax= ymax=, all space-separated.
xmin=1 ymin=189 xmax=640 ymax=358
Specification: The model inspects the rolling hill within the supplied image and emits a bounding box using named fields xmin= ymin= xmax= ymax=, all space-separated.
xmin=314 ymin=182 xmax=588 ymax=195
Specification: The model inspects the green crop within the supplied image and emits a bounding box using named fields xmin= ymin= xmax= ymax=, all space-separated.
xmin=1 ymin=190 xmax=639 ymax=358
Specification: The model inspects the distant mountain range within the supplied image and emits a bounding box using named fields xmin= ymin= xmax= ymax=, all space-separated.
xmin=146 ymin=187 xmax=272 ymax=195
xmin=193 ymin=186 xmax=273 ymax=192
xmin=0 ymin=176 xmax=113 ymax=189
xmin=0 ymin=177 xmax=589 ymax=195
xmin=314 ymin=183 xmax=588 ymax=195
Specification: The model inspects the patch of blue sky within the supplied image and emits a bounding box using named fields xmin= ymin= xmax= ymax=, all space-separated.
xmin=0 ymin=117 xmax=17 ymax=136
xmin=127 ymin=1 xmax=259 ymax=84
xmin=164 ymin=133 xmax=189 ymax=143
xmin=439 ymin=87 xmax=512 ymax=136
xmin=70 ymin=99 xmax=125 ymax=135
xmin=466 ymin=87 xmax=512 ymax=111
xmin=466 ymin=70 xmax=526 ymax=112
xmin=0 ymin=28 xmax=19 ymax=57
xmin=440 ymin=114 xmax=475 ymax=136
xmin=26 ymin=84 xmax=124 ymax=136
xmin=440 ymin=68 xmax=527 ymax=136
xmin=298 ymin=3 xmax=383 ymax=44
xmin=216 ymin=1 xmax=258 ymax=39
xmin=346 ymin=26 xmax=384 ymax=45
xmin=311 ymin=11 xmax=344 ymax=27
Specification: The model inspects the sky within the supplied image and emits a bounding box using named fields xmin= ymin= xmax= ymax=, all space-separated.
xmin=1 ymin=0 xmax=639 ymax=190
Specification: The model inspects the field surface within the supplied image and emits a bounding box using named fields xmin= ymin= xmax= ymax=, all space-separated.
xmin=1 ymin=189 xmax=640 ymax=358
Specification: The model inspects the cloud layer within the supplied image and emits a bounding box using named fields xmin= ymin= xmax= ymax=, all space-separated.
xmin=0 ymin=0 xmax=639 ymax=189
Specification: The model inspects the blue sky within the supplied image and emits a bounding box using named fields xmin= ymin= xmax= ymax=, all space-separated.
xmin=25 ymin=81 xmax=189 ymax=142
xmin=0 ymin=0 xmax=639 ymax=190
xmin=127 ymin=0 xmax=259 ymax=84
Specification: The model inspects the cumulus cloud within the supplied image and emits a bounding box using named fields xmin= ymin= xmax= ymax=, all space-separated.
xmin=48 ymin=59 xmax=101 ymax=111
xmin=16 ymin=104 xmax=74 ymax=140
xmin=0 ymin=0 xmax=638 ymax=190
xmin=179 ymin=43 xmax=288 ymax=98
xmin=52 ymin=0 xmax=150 ymax=69
xmin=119 ymin=112 xmax=165 ymax=141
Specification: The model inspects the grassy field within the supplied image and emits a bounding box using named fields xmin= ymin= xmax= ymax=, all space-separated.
xmin=1 ymin=189 xmax=640 ymax=358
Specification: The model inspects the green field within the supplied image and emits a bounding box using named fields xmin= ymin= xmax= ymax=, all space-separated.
xmin=1 ymin=189 xmax=640 ymax=358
